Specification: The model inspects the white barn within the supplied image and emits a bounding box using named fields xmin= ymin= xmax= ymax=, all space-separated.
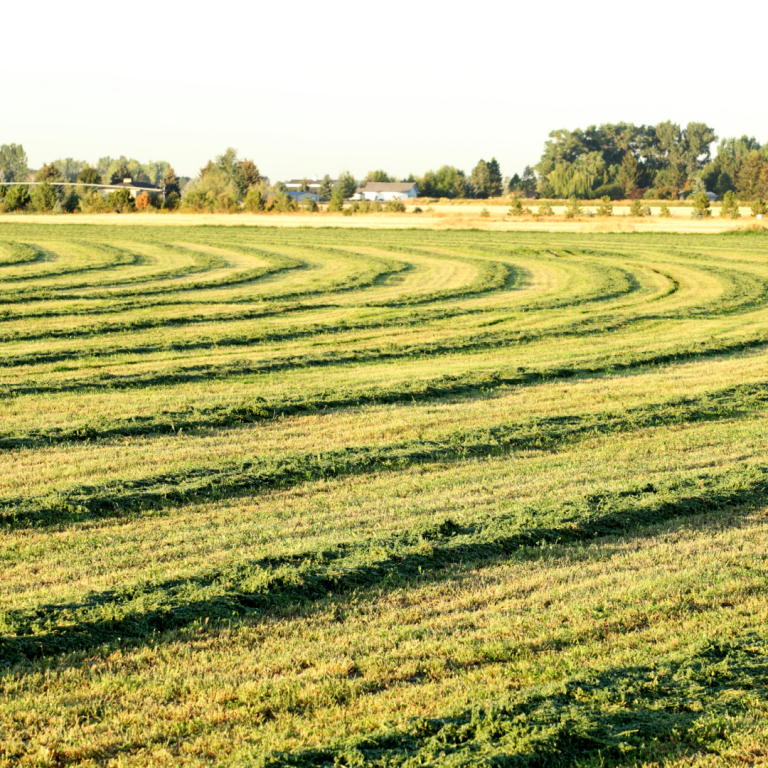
xmin=355 ymin=182 xmax=419 ymax=202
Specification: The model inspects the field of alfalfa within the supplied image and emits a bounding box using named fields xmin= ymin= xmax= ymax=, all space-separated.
xmin=1 ymin=221 xmax=767 ymax=767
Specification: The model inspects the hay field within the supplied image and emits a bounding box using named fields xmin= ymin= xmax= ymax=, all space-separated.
xmin=1 ymin=221 xmax=767 ymax=766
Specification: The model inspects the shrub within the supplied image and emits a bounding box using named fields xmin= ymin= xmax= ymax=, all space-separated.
xmin=369 ymin=200 xmax=382 ymax=212
xmin=301 ymin=196 xmax=319 ymax=212
xmin=564 ymin=197 xmax=582 ymax=219
xmin=655 ymin=186 xmax=678 ymax=200
xmin=270 ymin=193 xmax=297 ymax=212
xmin=30 ymin=183 xmax=57 ymax=212
xmin=593 ymin=183 xmax=624 ymax=200
xmin=163 ymin=192 xmax=180 ymax=210
xmin=385 ymin=198 xmax=406 ymax=212
xmin=59 ymin=188 xmax=79 ymax=213
xmin=243 ymin=189 xmax=265 ymax=212
xmin=643 ymin=189 xmax=657 ymax=200
xmin=537 ymin=202 xmax=554 ymax=216
xmin=5 ymin=186 xmax=30 ymax=211
xmin=691 ymin=192 xmax=711 ymax=218
xmin=135 ymin=191 xmax=152 ymax=211
xmin=719 ymin=190 xmax=740 ymax=219
xmin=106 ymin=188 xmax=135 ymax=212
xmin=659 ymin=204 xmax=672 ymax=217
xmin=629 ymin=199 xmax=645 ymax=216
xmin=413 ymin=206 xmax=422 ymax=214
xmin=356 ymin=199 xmax=370 ymax=213
xmin=327 ymin=191 xmax=344 ymax=212
xmin=480 ymin=207 xmax=490 ymax=218
xmin=750 ymin=199 xmax=767 ymax=216
xmin=508 ymin=198 xmax=531 ymax=216
xmin=595 ymin=196 xmax=613 ymax=217
xmin=0 ymin=184 xmax=6 ymax=200
xmin=79 ymin=191 xmax=109 ymax=213
xmin=342 ymin=206 xmax=353 ymax=216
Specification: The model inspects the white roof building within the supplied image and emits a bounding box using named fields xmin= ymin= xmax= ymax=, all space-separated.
xmin=354 ymin=182 xmax=419 ymax=201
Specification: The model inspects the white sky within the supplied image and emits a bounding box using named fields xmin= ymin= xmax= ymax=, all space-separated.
xmin=2 ymin=0 xmax=766 ymax=181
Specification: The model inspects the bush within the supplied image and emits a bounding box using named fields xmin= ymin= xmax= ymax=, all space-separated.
xmin=327 ymin=191 xmax=344 ymax=212
xmin=564 ymin=197 xmax=582 ymax=219
xmin=643 ymin=189 xmax=657 ymax=200
xmin=595 ymin=196 xmax=613 ymax=217
xmin=79 ymin=191 xmax=109 ymax=213
xmin=629 ymin=200 xmax=651 ymax=217
xmin=508 ymin=198 xmax=531 ymax=216
xmin=655 ymin=186 xmax=679 ymax=201
xmin=301 ymin=196 xmax=319 ymax=212
xmin=243 ymin=189 xmax=265 ymax=212
xmin=0 ymin=185 xmax=6 ymax=200
xmin=369 ymin=200 xmax=382 ymax=212
xmin=30 ymin=183 xmax=57 ymax=212
xmin=480 ymin=207 xmax=490 ymax=218
xmin=691 ymin=192 xmax=711 ymax=218
xmin=5 ymin=186 xmax=30 ymax=211
xmin=268 ymin=193 xmax=298 ymax=212
xmin=659 ymin=204 xmax=672 ymax=218
xmin=385 ymin=198 xmax=406 ymax=212
xmin=537 ymin=202 xmax=554 ymax=216
xmin=719 ymin=190 xmax=740 ymax=219
xmin=58 ymin=188 xmax=79 ymax=213
xmin=135 ymin=191 xmax=152 ymax=211
xmin=412 ymin=206 xmax=422 ymax=214
xmin=750 ymin=199 xmax=767 ymax=216
xmin=163 ymin=192 xmax=180 ymax=210
xmin=106 ymin=188 xmax=135 ymax=212
xmin=342 ymin=206 xmax=353 ymax=216
xmin=593 ymin=183 xmax=624 ymax=201
xmin=356 ymin=199 xmax=370 ymax=213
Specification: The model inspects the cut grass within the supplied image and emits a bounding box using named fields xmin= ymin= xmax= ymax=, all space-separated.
xmin=1 ymin=221 xmax=767 ymax=766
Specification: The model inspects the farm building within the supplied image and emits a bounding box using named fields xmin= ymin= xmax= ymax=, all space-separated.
xmin=354 ymin=182 xmax=419 ymax=202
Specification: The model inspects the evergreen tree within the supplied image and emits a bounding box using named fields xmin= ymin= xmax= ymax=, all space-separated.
xmin=487 ymin=158 xmax=502 ymax=197
xmin=520 ymin=166 xmax=537 ymax=197
xmin=319 ymin=175 xmax=334 ymax=200
xmin=162 ymin=168 xmax=180 ymax=196
xmin=110 ymin=162 xmax=130 ymax=184
xmin=719 ymin=190 xmax=740 ymax=219
xmin=507 ymin=173 xmax=521 ymax=194
xmin=692 ymin=192 xmax=712 ymax=217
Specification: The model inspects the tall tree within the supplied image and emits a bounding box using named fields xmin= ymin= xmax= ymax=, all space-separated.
xmin=736 ymin=151 xmax=768 ymax=200
xmin=110 ymin=162 xmax=131 ymax=184
xmin=366 ymin=170 xmax=393 ymax=182
xmin=240 ymin=159 xmax=261 ymax=192
xmin=520 ymin=166 xmax=537 ymax=198
xmin=0 ymin=143 xmax=29 ymax=182
xmin=319 ymin=175 xmax=334 ymax=200
xmin=162 ymin=167 xmax=180 ymax=196
xmin=487 ymin=158 xmax=502 ymax=197
xmin=78 ymin=167 xmax=102 ymax=185
xmin=35 ymin=163 xmax=59 ymax=182
xmin=470 ymin=160 xmax=491 ymax=198
xmin=336 ymin=171 xmax=357 ymax=199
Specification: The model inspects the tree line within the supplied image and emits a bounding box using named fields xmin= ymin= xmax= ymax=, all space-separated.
xmin=2 ymin=123 xmax=767 ymax=215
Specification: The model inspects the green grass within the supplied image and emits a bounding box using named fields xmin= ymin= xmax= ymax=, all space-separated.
xmin=1 ymin=222 xmax=767 ymax=766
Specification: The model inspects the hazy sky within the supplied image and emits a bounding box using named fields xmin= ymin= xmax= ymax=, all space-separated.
xmin=3 ymin=0 xmax=766 ymax=181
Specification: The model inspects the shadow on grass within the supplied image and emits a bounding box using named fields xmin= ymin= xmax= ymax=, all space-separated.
xmin=2 ymin=466 xmax=766 ymax=667
xmin=260 ymin=633 xmax=768 ymax=767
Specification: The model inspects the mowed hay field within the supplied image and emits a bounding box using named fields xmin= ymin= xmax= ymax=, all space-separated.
xmin=1 ymin=221 xmax=768 ymax=767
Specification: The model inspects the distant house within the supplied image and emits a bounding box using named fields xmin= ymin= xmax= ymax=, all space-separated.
xmin=285 ymin=177 xmax=335 ymax=194
xmin=354 ymin=182 xmax=419 ymax=202
xmin=98 ymin=178 xmax=163 ymax=198
xmin=286 ymin=190 xmax=319 ymax=203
